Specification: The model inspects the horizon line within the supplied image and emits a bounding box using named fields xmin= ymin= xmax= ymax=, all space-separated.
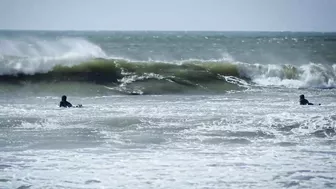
xmin=0 ymin=29 xmax=335 ymax=33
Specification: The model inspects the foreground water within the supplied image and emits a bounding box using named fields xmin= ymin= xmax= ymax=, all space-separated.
xmin=1 ymin=88 xmax=335 ymax=189
xmin=0 ymin=31 xmax=336 ymax=188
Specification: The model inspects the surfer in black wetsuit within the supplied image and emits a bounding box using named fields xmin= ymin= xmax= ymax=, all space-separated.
xmin=299 ymin=94 xmax=314 ymax=105
xmin=60 ymin=95 xmax=72 ymax=108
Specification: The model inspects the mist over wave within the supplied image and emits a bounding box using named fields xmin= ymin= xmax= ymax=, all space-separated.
xmin=0 ymin=36 xmax=107 ymax=74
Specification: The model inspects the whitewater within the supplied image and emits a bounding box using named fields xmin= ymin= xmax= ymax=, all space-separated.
xmin=0 ymin=31 xmax=335 ymax=189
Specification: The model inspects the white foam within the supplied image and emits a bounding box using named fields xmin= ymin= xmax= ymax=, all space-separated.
xmin=238 ymin=62 xmax=336 ymax=89
xmin=222 ymin=76 xmax=250 ymax=87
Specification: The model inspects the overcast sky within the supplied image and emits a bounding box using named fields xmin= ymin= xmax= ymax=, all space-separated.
xmin=0 ymin=0 xmax=335 ymax=31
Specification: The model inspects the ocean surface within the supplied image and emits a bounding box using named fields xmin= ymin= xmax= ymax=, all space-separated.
xmin=0 ymin=30 xmax=335 ymax=189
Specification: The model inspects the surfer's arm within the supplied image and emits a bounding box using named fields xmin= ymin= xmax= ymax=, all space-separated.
xmin=300 ymin=99 xmax=314 ymax=105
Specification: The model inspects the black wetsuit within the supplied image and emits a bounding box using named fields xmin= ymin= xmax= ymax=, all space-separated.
xmin=300 ymin=99 xmax=313 ymax=105
xmin=60 ymin=101 xmax=72 ymax=108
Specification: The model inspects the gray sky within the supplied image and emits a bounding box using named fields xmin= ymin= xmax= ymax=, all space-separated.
xmin=0 ymin=0 xmax=335 ymax=31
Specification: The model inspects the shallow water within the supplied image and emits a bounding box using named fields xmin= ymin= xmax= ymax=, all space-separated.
xmin=1 ymin=88 xmax=335 ymax=189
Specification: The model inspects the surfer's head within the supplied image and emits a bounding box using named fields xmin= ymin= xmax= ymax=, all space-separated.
xmin=300 ymin=94 xmax=305 ymax=100
xmin=62 ymin=95 xmax=67 ymax=101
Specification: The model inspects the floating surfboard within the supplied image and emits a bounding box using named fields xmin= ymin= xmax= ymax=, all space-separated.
xmin=75 ymin=104 xmax=83 ymax=108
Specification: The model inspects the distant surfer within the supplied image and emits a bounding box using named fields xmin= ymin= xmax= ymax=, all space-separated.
xmin=60 ymin=95 xmax=72 ymax=108
xmin=299 ymin=94 xmax=314 ymax=105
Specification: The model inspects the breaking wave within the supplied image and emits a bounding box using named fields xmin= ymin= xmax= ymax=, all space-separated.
xmin=1 ymin=36 xmax=335 ymax=94
xmin=0 ymin=58 xmax=335 ymax=94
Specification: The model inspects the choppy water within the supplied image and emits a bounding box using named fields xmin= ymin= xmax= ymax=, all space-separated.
xmin=0 ymin=31 xmax=335 ymax=189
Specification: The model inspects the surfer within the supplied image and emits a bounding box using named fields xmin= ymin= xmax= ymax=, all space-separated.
xmin=299 ymin=94 xmax=314 ymax=105
xmin=59 ymin=95 xmax=83 ymax=108
xmin=59 ymin=95 xmax=72 ymax=108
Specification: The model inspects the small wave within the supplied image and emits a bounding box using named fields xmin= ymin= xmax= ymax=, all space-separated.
xmin=276 ymin=142 xmax=298 ymax=147
xmin=226 ymin=130 xmax=276 ymax=139
xmin=17 ymin=185 xmax=32 ymax=189
xmin=312 ymin=128 xmax=336 ymax=138
xmin=85 ymin=179 xmax=101 ymax=184
xmin=202 ymin=138 xmax=252 ymax=145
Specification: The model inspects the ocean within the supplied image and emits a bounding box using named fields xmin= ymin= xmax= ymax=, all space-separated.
xmin=0 ymin=30 xmax=335 ymax=189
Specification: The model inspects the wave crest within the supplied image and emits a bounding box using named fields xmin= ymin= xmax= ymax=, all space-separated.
xmin=0 ymin=37 xmax=107 ymax=75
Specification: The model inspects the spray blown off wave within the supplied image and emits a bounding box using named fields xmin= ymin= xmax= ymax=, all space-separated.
xmin=0 ymin=36 xmax=107 ymax=74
